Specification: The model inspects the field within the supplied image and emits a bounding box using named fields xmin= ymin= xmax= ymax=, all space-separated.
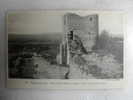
xmin=8 ymin=32 xmax=123 ymax=79
xmin=8 ymin=33 xmax=69 ymax=79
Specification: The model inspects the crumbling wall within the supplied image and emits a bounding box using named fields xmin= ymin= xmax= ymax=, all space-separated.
xmin=64 ymin=13 xmax=98 ymax=51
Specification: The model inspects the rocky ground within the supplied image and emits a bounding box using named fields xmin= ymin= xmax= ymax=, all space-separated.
xmin=32 ymin=56 xmax=68 ymax=79
xmin=32 ymin=51 xmax=123 ymax=79
xmin=68 ymin=52 xmax=123 ymax=79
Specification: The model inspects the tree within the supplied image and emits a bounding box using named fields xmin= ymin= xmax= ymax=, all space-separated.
xmin=96 ymin=30 xmax=110 ymax=49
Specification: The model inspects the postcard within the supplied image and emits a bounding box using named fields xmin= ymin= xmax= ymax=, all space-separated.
xmin=7 ymin=10 xmax=125 ymax=89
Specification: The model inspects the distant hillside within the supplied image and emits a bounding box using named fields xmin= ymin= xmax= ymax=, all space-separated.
xmin=8 ymin=33 xmax=63 ymax=44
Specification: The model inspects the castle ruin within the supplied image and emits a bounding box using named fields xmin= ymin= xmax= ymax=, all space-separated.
xmin=59 ymin=13 xmax=99 ymax=65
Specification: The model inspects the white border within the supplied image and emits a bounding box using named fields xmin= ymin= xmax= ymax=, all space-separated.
xmin=6 ymin=10 xmax=126 ymax=89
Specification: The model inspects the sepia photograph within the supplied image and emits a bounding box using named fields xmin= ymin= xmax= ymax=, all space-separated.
xmin=7 ymin=11 xmax=124 ymax=80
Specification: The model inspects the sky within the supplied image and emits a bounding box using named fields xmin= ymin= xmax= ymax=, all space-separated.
xmin=99 ymin=13 xmax=124 ymax=37
xmin=7 ymin=11 xmax=124 ymax=37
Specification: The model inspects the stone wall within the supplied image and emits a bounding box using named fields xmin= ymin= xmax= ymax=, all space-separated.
xmin=64 ymin=13 xmax=99 ymax=51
